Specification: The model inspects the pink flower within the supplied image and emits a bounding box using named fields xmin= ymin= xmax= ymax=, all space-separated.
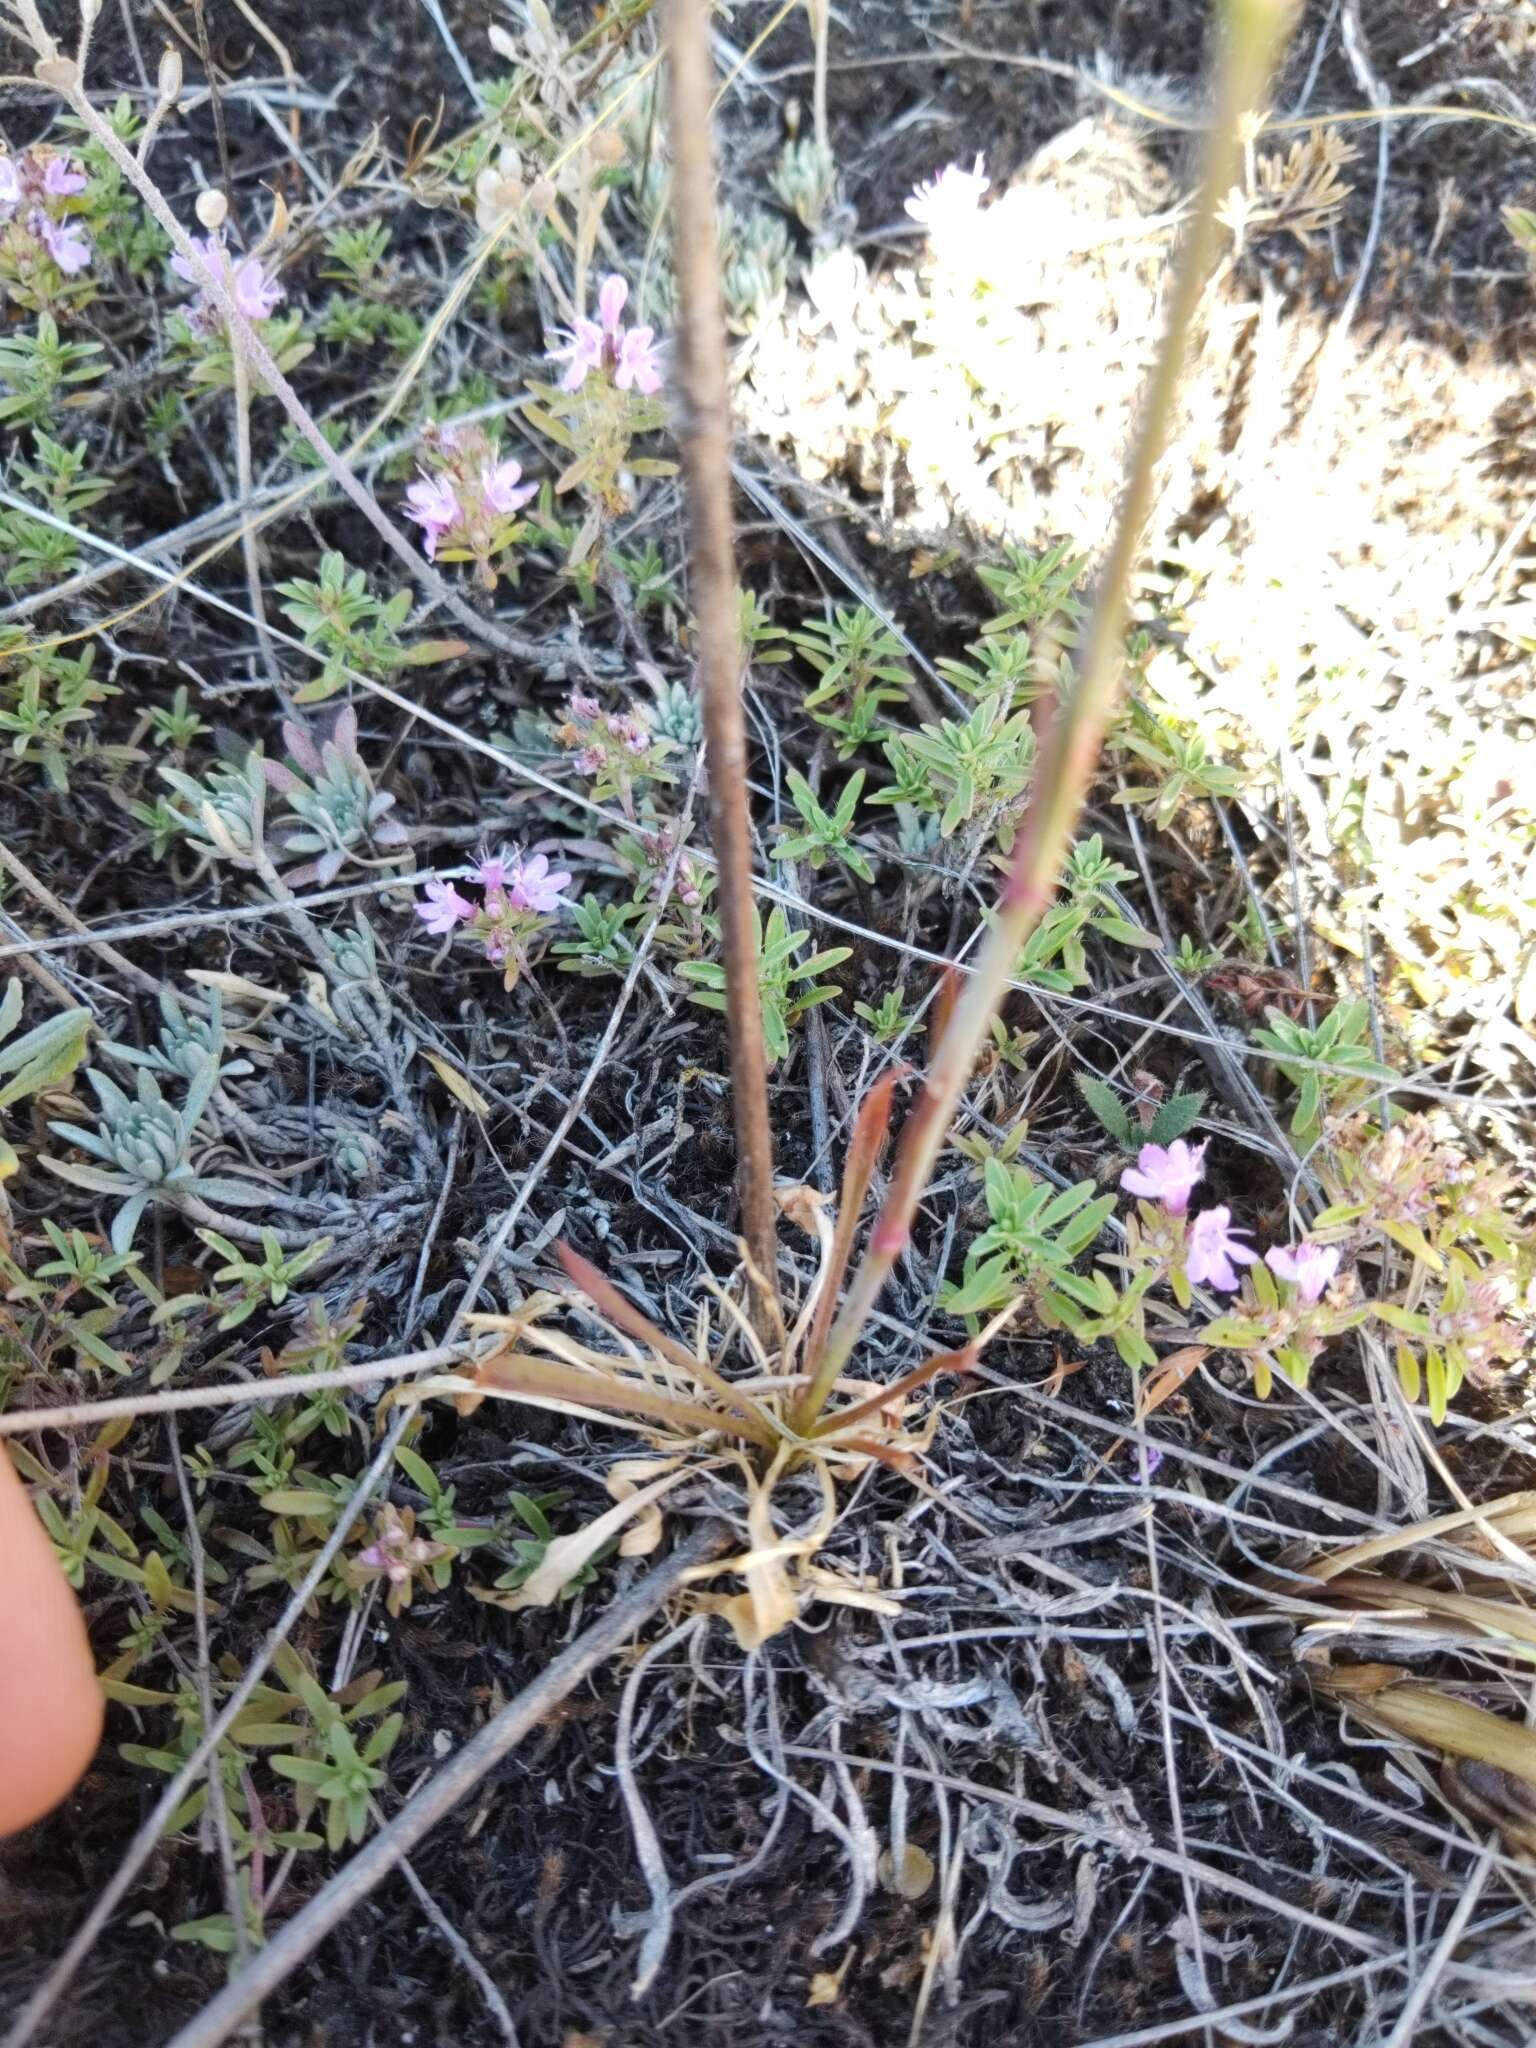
xmin=170 ymin=231 xmax=224 ymax=288
xmin=615 ymin=324 xmax=663 ymax=395
xmin=548 ymin=275 xmax=662 ymax=394
xmin=473 ymin=844 xmax=512 ymax=891
xmin=171 ymin=231 xmax=283 ymax=321
xmin=597 ymin=272 xmax=628 ymax=332
xmin=0 ymin=157 xmax=18 ymax=210
xmin=42 ymin=155 xmax=87 ymax=197
xmin=480 ymin=458 xmax=537 ymax=518
xmin=403 ymin=475 xmax=462 ymax=559
xmin=231 ymin=253 xmax=284 ymax=320
xmin=1120 ymin=1139 xmax=1205 ymax=1217
xmin=550 ymin=316 xmax=605 ymax=392
xmin=416 ymin=876 xmax=475 ymax=934
xmin=905 ymin=155 xmax=990 ymax=233
xmin=1186 ymin=1207 xmax=1258 ymax=1292
xmin=506 ymin=851 xmax=571 ymax=916
xmin=1265 ymin=1242 xmax=1341 ymax=1304
xmin=37 ymin=212 xmax=91 ymax=275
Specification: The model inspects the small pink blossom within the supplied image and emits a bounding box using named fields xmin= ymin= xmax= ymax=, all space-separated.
xmin=905 ymin=155 xmax=990 ymax=234
xmin=615 ymin=324 xmax=663 ymax=395
xmin=403 ymin=475 xmax=462 ymax=559
xmin=171 ymin=231 xmax=283 ymax=322
xmin=480 ymin=457 xmax=537 ymax=518
xmin=0 ymin=157 xmax=18 ymax=210
xmin=597 ymin=272 xmax=628 ymax=331
xmin=37 ymin=212 xmax=91 ymax=275
xmin=506 ymin=851 xmax=571 ymax=915
xmin=472 ymin=844 xmax=512 ymax=891
xmin=231 ymin=253 xmax=284 ymax=320
xmin=1265 ymin=1242 xmax=1341 ymax=1304
xmin=551 ymin=316 xmax=605 ymax=392
xmin=416 ymin=876 xmax=475 ymax=934
xmin=1186 ymin=1207 xmax=1258 ymax=1292
xmin=548 ymin=274 xmax=662 ymax=395
xmin=1120 ymin=1139 xmax=1206 ymax=1217
xmin=170 ymin=232 xmax=222 ymax=287
xmin=42 ymin=155 xmax=87 ymax=197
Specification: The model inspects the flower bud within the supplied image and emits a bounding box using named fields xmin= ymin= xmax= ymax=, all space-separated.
xmin=157 ymin=43 xmax=182 ymax=106
xmin=195 ymin=187 xmax=227 ymax=231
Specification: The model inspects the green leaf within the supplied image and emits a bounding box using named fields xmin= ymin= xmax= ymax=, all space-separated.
xmin=1146 ymin=1090 xmax=1206 ymax=1147
xmin=940 ymin=1252 xmax=1016 ymax=1317
xmin=259 ymin=1489 xmax=339 ymax=1517
xmin=1379 ymin=1220 xmax=1443 ymax=1273
xmin=1074 ymin=1073 xmax=1131 ymax=1146
xmin=269 ymin=1754 xmax=335 ymax=1785
xmin=394 ymin=1445 xmax=443 ymax=1500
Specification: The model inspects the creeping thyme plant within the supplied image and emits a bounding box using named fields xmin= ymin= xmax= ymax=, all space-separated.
xmin=3 ymin=1 xmax=1536 ymax=2032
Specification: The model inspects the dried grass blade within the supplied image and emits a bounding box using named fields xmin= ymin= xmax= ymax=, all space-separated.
xmin=1319 ymin=1674 xmax=1536 ymax=1787
xmin=479 ymin=1346 xmax=771 ymax=1445
xmin=810 ymin=1346 xmax=975 ymax=1442
xmin=1305 ymin=1491 xmax=1536 ymax=1582
xmin=555 ymin=1241 xmax=773 ymax=1436
xmin=1322 ymin=1572 xmax=1536 ymax=1654
xmin=516 ymin=1466 xmax=702 ymax=1607
xmin=798 ymin=1071 xmax=900 ymax=1413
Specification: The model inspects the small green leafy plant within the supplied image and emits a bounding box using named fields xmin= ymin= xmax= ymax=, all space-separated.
xmin=678 ymin=905 xmax=850 ymax=1066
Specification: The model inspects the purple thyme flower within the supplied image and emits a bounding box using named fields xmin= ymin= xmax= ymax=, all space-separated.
xmin=505 ymin=851 xmax=571 ymax=916
xmin=403 ymin=475 xmax=462 ymax=560
xmin=42 ymin=154 xmax=87 ymax=197
xmin=36 ymin=211 xmax=92 ymax=275
xmin=480 ymin=457 xmax=537 ymax=518
xmin=1119 ymin=1138 xmax=1206 ymax=1217
xmin=548 ymin=272 xmax=663 ymax=395
xmin=1186 ymin=1207 xmax=1258 ymax=1292
xmin=416 ymin=876 xmax=475 ymax=935
xmin=614 ymin=323 xmax=663 ymax=395
xmin=1264 ymin=1242 xmax=1341 ymax=1304
xmin=171 ymin=231 xmax=284 ymax=322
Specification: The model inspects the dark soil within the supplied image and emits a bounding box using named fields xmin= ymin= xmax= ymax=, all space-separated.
xmin=2 ymin=4 xmax=1534 ymax=2046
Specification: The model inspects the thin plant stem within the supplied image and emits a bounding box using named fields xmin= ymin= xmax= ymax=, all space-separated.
xmin=230 ymin=339 xmax=279 ymax=685
xmin=792 ymin=0 xmax=1299 ymax=1432
xmin=664 ymin=0 xmax=780 ymax=1325
xmin=807 ymin=0 xmax=829 ymax=156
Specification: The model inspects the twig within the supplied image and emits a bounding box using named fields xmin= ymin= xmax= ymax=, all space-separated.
xmin=0 ymin=1345 xmax=464 ymax=1438
xmin=1378 ymin=1839 xmax=1497 ymax=2048
xmin=665 ymin=0 xmax=781 ymax=1326
xmin=161 ymin=1523 xmax=726 ymax=2048
xmin=616 ymin=1615 xmax=704 ymax=1995
xmin=168 ymin=1424 xmax=251 ymax=1971
xmin=0 ymin=836 xmax=170 ymax=1001
xmin=392 ymin=1851 xmax=519 ymax=2046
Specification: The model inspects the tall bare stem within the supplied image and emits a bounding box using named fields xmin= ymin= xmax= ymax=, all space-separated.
xmin=664 ymin=0 xmax=780 ymax=1323
xmin=792 ymin=0 xmax=1298 ymax=1432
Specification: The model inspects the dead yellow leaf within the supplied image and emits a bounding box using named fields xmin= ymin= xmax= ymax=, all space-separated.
xmin=421 ymin=1048 xmax=490 ymax=1116
xmin=806 ymin=1949 xmax=853 ymax=2006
